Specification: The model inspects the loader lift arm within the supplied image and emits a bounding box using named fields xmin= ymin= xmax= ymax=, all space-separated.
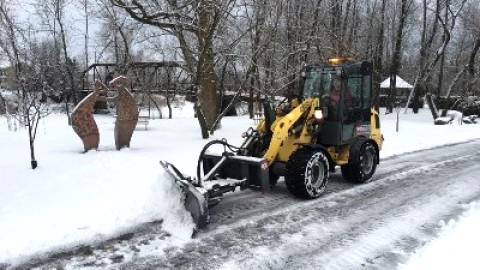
xmin=263 ymin=97 xmax=322 ymax=164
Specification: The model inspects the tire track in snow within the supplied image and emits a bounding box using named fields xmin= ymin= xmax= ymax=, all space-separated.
xmin=206 ymin=139 xmax=480 ymax=229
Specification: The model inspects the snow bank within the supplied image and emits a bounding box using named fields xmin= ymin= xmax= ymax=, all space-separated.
xmin=0 ymin=150 xmax=194 ymax=264
xmin=399 ymin=201 xmax=480 ymax=270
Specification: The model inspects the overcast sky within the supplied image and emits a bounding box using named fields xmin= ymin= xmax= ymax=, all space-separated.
xmin=5 ymin=0 xmax=103 ymax=67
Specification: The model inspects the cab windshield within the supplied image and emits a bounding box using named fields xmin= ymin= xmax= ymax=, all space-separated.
xmin=303 ymin=70 xmax=337 ymax=98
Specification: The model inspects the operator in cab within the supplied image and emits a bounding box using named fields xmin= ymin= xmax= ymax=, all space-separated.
xmin=325 ymin=76 xmax=353 ymax=120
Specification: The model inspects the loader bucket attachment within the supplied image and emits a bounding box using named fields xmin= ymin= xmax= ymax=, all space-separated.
xmin=160 ymin=161 xmax=209 ymax=229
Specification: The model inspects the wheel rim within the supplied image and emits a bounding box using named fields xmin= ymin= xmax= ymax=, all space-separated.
xmin=305 ymin=153 xmax=327 ymax=196
xmin=310 ymin=162 xmax=324 ymax=189
xmin=361 ymin=147 xmax=375 ymax=174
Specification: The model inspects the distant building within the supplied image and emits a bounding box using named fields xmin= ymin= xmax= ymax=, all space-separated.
xmin=380 ymin=76 xmax=413 ymax=97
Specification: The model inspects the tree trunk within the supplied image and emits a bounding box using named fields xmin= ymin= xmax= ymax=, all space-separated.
xmin=29 ymin=122 xmax=38 ymax=170
xmin=195 ymin=101 xmax=210 ymax=139
xmin=248 ymin=0 xmax=267 ymax=119
xmin=196 ymin=48 xmax=218 ymax=130
xmin=56 ymin=9 xmax=76 ymax=125
xmin=440 ymin=65 xmax=466 ymax=116
xmin=248 ymin=68 xmax=256 ymax=119
xmin=466 ymin=37 xmax=480 ymax=94
xmin=388 ymin=0 xmax=408 ymax=113
xmin=407 ymin=0 xmax=439 ymax=114
xmin=330 ymin=0 xmax=342 ymax=53
xmin=195 ymin=1 xmax=219 ymax=137
xmin=373 ymin=0 xmax=386 ymax=111
xmin=285 ymin=1 xmax=298 ymax=94
xmin=436 ymin=0 xmax=450 ymax=111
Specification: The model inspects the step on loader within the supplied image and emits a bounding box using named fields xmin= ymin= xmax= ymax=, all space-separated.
xmin=161 ymin=58 xmax=384 ymax=229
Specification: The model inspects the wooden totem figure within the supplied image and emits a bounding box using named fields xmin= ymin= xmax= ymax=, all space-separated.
xmin=99 ymin=76 xmax=139 ymax=150
xmin=71 ymin=80 xmax=105 ymax=152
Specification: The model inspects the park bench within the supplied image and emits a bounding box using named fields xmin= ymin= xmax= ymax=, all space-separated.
xmin=137 ymin=115 xmax=150 ymax=130
xmin=113 ymin=115 xmax=150 ymax=130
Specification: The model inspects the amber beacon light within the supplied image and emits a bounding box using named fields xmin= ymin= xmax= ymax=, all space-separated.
xmin=328 ymin=57 xmax=353 ymax=66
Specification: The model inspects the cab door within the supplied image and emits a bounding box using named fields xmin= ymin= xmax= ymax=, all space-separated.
xmin=343 ymin=72 xmax=372 ymax=143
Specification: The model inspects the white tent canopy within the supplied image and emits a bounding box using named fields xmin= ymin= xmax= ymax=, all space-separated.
xmin=380 ymin=76 xmax=414 ymax=89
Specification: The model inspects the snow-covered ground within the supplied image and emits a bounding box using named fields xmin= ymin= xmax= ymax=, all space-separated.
xmin=399 ymin=202 xmax=480 ymax=270
xmin=1 ymin=104 xmax=480 ymax=269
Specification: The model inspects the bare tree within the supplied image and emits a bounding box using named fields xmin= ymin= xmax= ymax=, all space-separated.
xmin=386 ymin=0 xmax=411 ymax=114
xmin=404 ymin=0 xmax=465 ymax=120
xmin=436 ymin=0 xmax=450 ymax=101
xmin=95 ymin=0 xmax=142 ymax=70
xmin=0 ymin=2 xmax=51 ymax=169
xmin=109 ymin=0 xmax=237 ymax=139
xmin=462 ymin=1 xmax=480 ymax=96
xmin=36 ymin=0 xmax=79 ymax=124
xmin=422 ymin=0 xmax=466 ymax=119
xmin=372 ymin=0 xmax=387 ymax=111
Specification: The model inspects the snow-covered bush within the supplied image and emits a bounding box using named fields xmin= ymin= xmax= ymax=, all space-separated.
xmin=451 ymin=96 xmax=480 ymax=116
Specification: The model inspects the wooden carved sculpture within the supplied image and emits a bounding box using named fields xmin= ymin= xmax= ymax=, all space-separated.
xmin=71 ymin=80 xmax=105 ymax=152
xmin=99 ymin=76 xmax=139 ymax=150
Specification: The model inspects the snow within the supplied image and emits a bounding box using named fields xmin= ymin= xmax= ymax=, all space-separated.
xmin=399 ymin=202 xmax=480 ymax=270
xmin=1 ymin=104 xmax=480 ymax=268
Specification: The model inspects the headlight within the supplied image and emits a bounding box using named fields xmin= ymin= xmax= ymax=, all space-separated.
xmin=314 ymin=109 xmax=323 ymax=120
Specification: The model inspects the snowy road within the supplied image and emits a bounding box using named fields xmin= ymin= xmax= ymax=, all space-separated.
xmin=30 ymin=140 xmax=480 ymax=270
xmin=206 ymin=140 xmax=480 ymax=230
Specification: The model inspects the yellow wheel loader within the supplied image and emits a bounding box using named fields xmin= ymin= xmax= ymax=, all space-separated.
xmin=161 ymin=59 xmax=384 ymax=229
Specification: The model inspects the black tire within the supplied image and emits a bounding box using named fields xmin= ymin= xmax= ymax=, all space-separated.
xmin=341 ymin=140 xmax=378 ymax=183
xmin=285 ymin=149 xmax=329 ymax=199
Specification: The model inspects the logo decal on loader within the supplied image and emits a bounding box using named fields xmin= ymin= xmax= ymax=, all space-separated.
xmin=261 ymin=161 xmax=269 ymax=170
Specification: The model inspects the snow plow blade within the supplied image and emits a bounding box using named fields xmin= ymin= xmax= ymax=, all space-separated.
xmin=160 ymin=161 xmax=209 ymax=229
xmin=159 ymin=139 xmax=271 ymax=230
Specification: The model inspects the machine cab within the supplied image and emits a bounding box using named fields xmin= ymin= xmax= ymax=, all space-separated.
xmin=302 ymin=59 xmax=373 ymax=146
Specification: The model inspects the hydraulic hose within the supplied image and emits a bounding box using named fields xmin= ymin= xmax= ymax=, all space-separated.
xmin=196 ymin=139 xmax=243 ymax=185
